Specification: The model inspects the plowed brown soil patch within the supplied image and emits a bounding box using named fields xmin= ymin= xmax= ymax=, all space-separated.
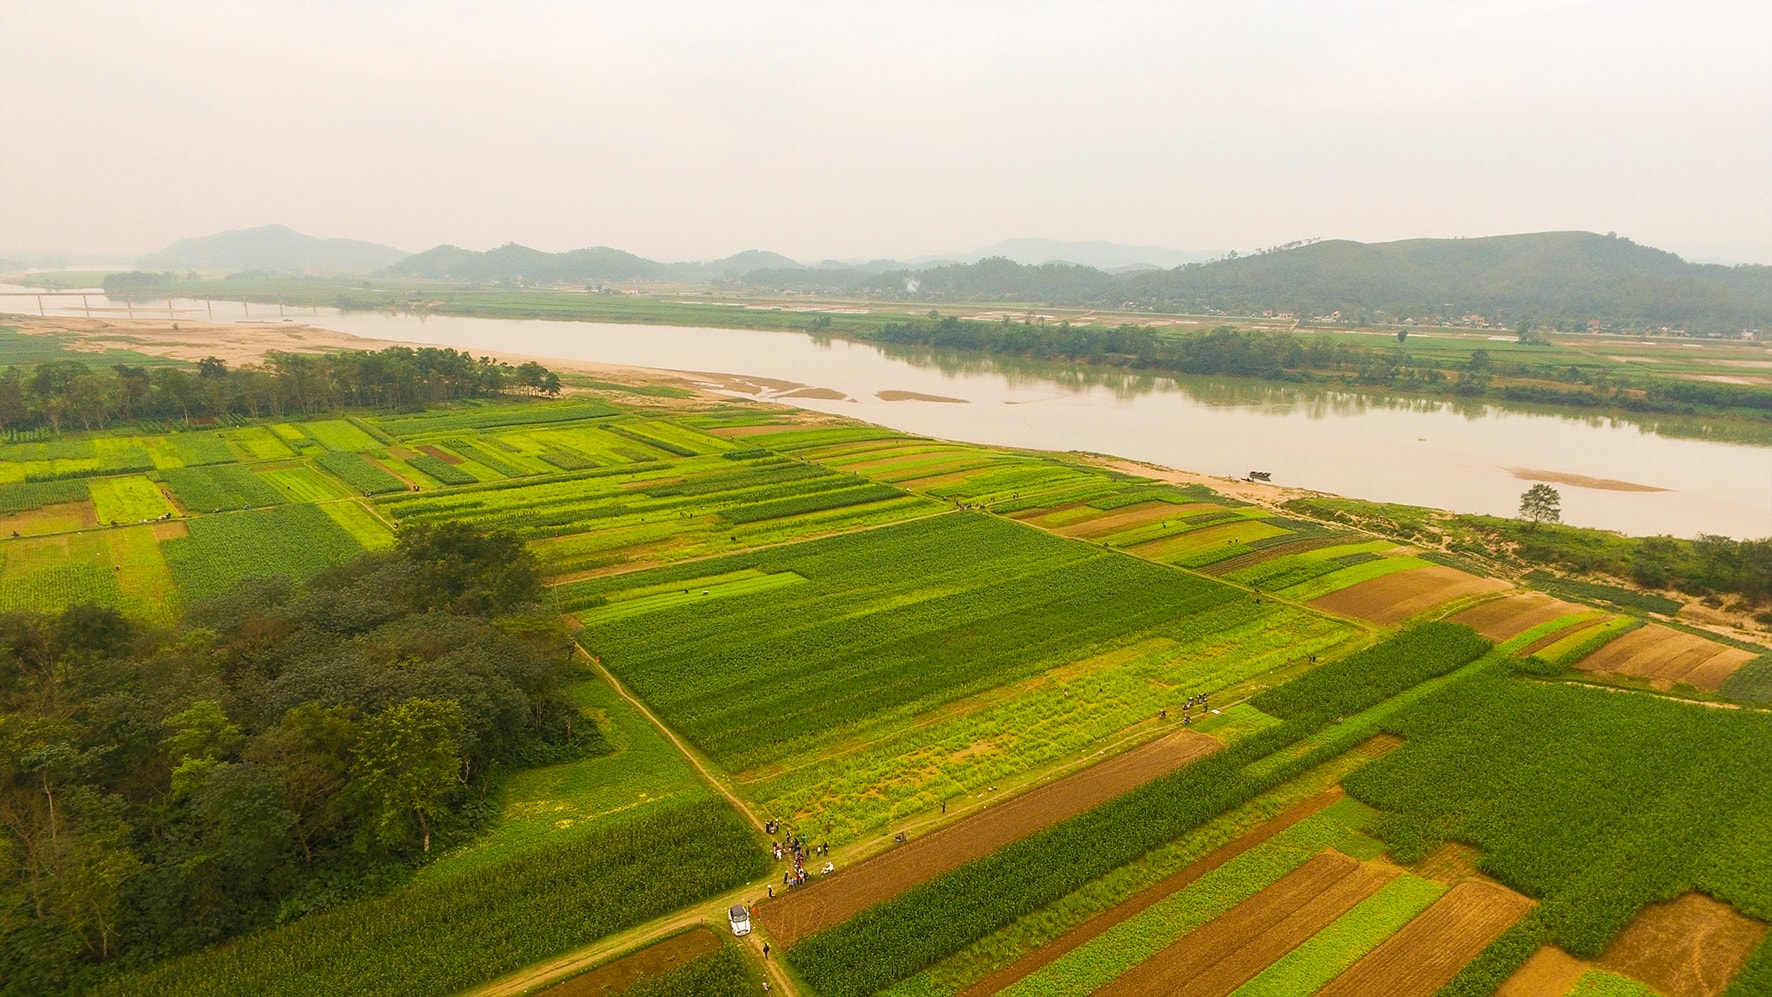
xmin=1411 ymin=842 xmax=1487 ymax=886
xmin=1451 ymin=593 xmax=1590 ymax=641
xmin=536 ymin=928 xmax=722 ymax=997
xmin=1597 ymin=893 xmax=1768 ymax=997
xmin=1095 ymin=850 xmax=1388 ymax=997
xmin=759 ymin=728 xmax=1219 ymax=947
xmin=0 ymin=501 xmax=99 ymax=536
xmin=1173 ymin=860 xmax=1397 ymax=997
xmin=1200 ymin=534 xmax=1357 ymax=576
xmin=1309 ymin=566 xmax=1509 ymax=625
xmin=1497 ymin=947 xmax=1590 ymax=997
xmin=1575 ymin=625 xmax=1755 ymax=691
xmin=417 ymin=444 xmax=463 ymax=464
xmin=1055 ymin=502 xmax=1221 ymax=540
xmin=1314 ymin=880 xmax=1536 ymax=997
xmin=150 ymin=519 xmax=188 ymax=540
xmin=953 ymin=789 xmax=1345 ymax=997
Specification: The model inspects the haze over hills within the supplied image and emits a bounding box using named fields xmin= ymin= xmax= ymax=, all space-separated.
xmin=748 ymin=232 xmax=1772 ymax=333
xmin=139 ymin=223 xmax=409 ymax=274
xmin=386 ymin=243 xmax=799 ymax=282
xmin=915 ymin=238 xmax=1218 ymax=271
xmin=119 ymin=226 xmax=1771 ymax=333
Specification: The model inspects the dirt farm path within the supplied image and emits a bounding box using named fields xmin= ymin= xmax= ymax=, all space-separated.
xmin=758 ymin=728 xmax=1221 ymax=947
xmin=572 ymin=640 xmax=768 ymax=837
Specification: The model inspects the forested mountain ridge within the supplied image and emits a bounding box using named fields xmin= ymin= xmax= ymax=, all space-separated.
xmin=748 ymin=232 xmax=1772 ymax=333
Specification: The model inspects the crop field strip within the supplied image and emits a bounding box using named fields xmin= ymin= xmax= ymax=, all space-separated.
xmin=1307 ymin=563 xmax=1512 ymax=624
xmin=980 ymin=797 xmax=1396 ymax=997
xmin=760 ymin=728 xmax=1221 ymax=947
xmin=1339 ymin=659 xmax=1772 ymax=997
xmin=1311 ymin=880 xmax=1537 ymax=997
xmin=568 ymin=514 xmax=1246 ymax=774
xmin=739 ymin=598 xmax=1356 ymax=844
xmin=948 ymin=789 xmax=1346 ymax=997
xmin=1448 ymin=592 xmax=1593 ymax=641
xmin=783 ymin=626 xmax=1497 ymax=997
xmin=1570 ymin=623 xmax=1758 ymax=691
xmin=8 ymin=395 xmax=1770 ymax=997
xmin=1089 ymin=850 xmax=1394 ymax=997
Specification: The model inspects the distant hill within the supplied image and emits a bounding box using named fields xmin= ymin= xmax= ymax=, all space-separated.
xmin=385 ymin=243 xmax=802 ymax=283
xmin=746 ymin=232 xmax=1772 ymax=333
xmin=927 ymin=238 xmax=1216 ymax=270
xmin=1126 ymin=232 xmax=1771 ymax=330
xmin=140 ymin=224 xmax=409 ymax=274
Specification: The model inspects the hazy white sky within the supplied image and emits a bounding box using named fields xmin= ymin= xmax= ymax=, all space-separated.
xmin=2 ymin=0 xmax=1768 ymax=263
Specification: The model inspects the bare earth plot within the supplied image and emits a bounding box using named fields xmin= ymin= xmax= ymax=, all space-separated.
xmin=1312 ymin=879 xmax=1536 ymax=997
xmin=1496 ymin=946 xmax=1591 ymax=997
xmin=1093 ymin=850 xmax=1393 ymax=997
xmin=1310 ymin=565 xmax=1510 ymax=625
xmin=757 ymin=728 xmax=1219 ymax=947
xmin=534 ymin=928 xmax=722 ymax=997
xmin=1573 ymin=624 xmax=1757 ymax=691
xmin=1597 ymin=892 xmax=1768 ymax=997
xmin=1449 ymin=593 xmax=1589 ymax=641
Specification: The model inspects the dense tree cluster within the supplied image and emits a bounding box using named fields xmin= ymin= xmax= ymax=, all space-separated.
xmin=0 ymin=524 xmax=598 ymax=992
xmin=0 ymin=347 xmax=561 ymax=434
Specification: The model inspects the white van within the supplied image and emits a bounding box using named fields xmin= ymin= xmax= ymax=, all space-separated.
xmin=728 ymin=903 xmax=752 ymax=936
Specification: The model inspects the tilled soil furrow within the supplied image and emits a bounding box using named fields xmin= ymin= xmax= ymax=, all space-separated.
xmin=1312 ymin=879 xmax=1536 ymax=997
xmin=1091 ymin=850 xmax=1361 ymax=997
xmin=1169 ymin=861 xmax=1398 ymax=997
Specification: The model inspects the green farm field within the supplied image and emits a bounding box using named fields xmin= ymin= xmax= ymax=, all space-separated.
xmin=2 ymin=371 xmax=1768 ymax=997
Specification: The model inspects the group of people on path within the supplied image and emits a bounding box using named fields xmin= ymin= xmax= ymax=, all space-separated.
xmin=766 ymin=819 xmax=831 ymax=890
xmin=1160 ymin=691 xmax=1212 ymax=726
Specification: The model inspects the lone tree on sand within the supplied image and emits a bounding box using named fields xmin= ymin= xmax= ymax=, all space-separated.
xmin=1519 ymin=484 xmax=1561 ymax=527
